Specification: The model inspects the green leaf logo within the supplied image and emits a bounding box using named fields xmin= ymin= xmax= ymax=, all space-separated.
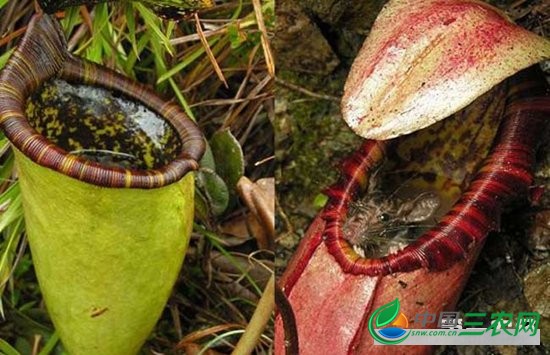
xmin=375 ymin=298 xmax=400 ymax=327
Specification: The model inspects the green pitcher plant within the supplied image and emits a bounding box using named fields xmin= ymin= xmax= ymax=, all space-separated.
xmin=0 ymin=14 xmax=205 ymax=354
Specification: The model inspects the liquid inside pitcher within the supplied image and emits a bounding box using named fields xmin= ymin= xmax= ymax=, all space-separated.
xmin=25 ymin=79 xmax=183 ymax=170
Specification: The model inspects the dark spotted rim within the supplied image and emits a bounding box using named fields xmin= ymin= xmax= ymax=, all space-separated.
xmin=0 ymin=14 xmax=205 ymax=189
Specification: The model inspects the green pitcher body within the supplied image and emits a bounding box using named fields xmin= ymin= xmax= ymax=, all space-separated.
xmin=17 ymin=150 xmax=194 ymax=354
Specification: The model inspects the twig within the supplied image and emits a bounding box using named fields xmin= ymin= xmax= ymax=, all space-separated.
xmin=276 ymin=77 xmax=341 ymax=103
xmin=190 ymin=93 xmax=271 ymax=107
xmin=275 ymin=198 xmax=295 ymax=238
xmin=0 ymin=26 xmax=27 ymax=48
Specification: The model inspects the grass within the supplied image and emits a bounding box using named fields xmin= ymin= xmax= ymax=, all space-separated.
xmin=0 ymin=0 xmax=274 ymax=353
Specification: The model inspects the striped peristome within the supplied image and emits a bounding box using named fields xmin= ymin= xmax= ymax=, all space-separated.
xmin=0 ymin=14 xmax=204 ymax=189
xmin=322 ymin=67 xmax=549 ymax=276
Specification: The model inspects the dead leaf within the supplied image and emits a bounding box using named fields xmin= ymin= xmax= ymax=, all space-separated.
xmin=236 ymin=177 xmax=275 ymax=250
xmin=219 ymin=214 xmax=254 ymax=246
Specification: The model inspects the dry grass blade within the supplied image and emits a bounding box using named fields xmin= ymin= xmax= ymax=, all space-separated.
xmin=79 ymin=5 xmax=93 ymax=31
xmin=176 ymin=323 xmax=244 ymax=349
xmin=223 ymin=74 xmax=272 ymax=129
xmin=251 ymin=0 xmax=274 ymax=78
xmin=195 ymin=12 xmax=228 ymax=88
xmin=190 ymin=93 xmax=272 ymax=108
xmin=220 ymin=43 xmax=258 ymax=127
xmin=170 ymin=25 xmax=227 ymax=45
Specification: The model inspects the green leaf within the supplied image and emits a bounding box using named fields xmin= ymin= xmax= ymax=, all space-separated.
xmin=0 ymin=338 xmax=20 ymax=355
xmin=0 ymin=49 xmax=15 ymax=70
xmin=375 ymin=298 xmax=400 ymax=328
xmin=123 ymin=30 xmax=151 ymax=76
xmin=86 ymin=3 xmax=110 ymax=63
xmin=196 ymin=169 xmax=229 ymax=216
xmin=60 ymin=6 xmax=82 ymax=35
xmin=231 ymin=0 xmax=243 ymax=20
xmin=156 ymin=37 xmax=219 ymax=84
xmin=149 ymin=33 xmax=169 ymax=93
xmin=13 ymin=337 xmax=31 ymax=355
xmin=37 ymin=332 xmax=59 ymax=355
xmin=227 ymin=23 xmax=246 ymax=49
xmin=134 ymin=3 xmax=174 ymax=56
xmin=194 ymin=223 xmax=262 ymax=295
xmin=168 ymin=78 xmax=195 ymax=120
xmin=313 ymin=193 xmax=328 ymax=209
xmin=193 ymin=188 xmax=209 ymax=223
xmin=209 ymin=129 xmax=244 ymax=190
xmin=199 ymin=142 xmax=216 ymax=171
xmin=124 ymin=3 xmax=139 ymax=58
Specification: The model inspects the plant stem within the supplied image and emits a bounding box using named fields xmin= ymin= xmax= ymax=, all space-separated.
xmin=231 ymin=274 xmax=274 ymax=355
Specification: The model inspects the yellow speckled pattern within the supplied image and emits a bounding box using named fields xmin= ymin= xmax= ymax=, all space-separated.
xmin=26 ymin=79 xmax=182 ymax=170
xmin=381 ymin=82 xmax=507 ymax=208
